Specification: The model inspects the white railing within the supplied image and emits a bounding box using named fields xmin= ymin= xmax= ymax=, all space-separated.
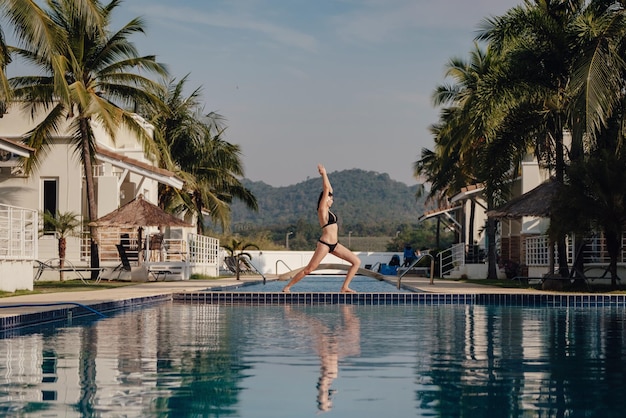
xmin=438 ymin=242 xmax=465 ymax=276
xmin=92 ymin=229 xmax=218 ymax=267
xmin=0 ymin=203 xmax=37 ymax=260
xmin=523 ymin=234 xmax=623 ymax=267
xmin=525 ymin=235 xmax=551 ymax=266
xmin=187 ymin=233 xmax=219 ymax=265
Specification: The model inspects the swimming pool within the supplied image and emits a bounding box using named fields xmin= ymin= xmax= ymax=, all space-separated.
xmin=1 ymin=302 xmax=626 ymax=417
xmin=222 ymin=275 xmax=410 ymax=293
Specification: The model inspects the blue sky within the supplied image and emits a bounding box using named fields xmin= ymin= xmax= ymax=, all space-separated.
xmin=11 ymin=0 xmax=523 ymax=186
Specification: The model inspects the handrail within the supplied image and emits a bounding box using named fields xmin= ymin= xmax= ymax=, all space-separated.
xmin=242 ymin=255 xmax=267 ymax=284
xmin=438 ymin=242 xmax=465 ymax=277
xmin=275 ymin=259 xmax=292 ymax=275
xmin=397 ymin=254 xmax=435 ymax=289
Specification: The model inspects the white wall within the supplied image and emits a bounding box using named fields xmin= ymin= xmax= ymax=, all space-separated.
xmin=241 ymin=250 xmax=402 ymax=276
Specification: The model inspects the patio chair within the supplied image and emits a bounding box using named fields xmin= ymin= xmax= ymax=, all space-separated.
xmin=114 ymin=244 xmax=134 ymax=278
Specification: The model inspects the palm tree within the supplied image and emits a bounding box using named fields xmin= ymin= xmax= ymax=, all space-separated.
xmin=0 ymin=25 xmax=10 ymax=115
xmin=41 ymin=210 xmax=82 ymax=281
xmin=479 ymin=1 xmax=626 ymax=278
xmin=416 ymin=45 xmax=520 ymax=279
xmin=3 ymin=0 xmax=167 ymax=271
xmin=142 ymin=76 xmax=257 ymax=233
xmin=476 ymin=0 xmax=590 ymax=277
xmin=222 ymin=238 xmax=259 ymax=280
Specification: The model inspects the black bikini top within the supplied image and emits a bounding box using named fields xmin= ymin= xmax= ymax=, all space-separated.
xmin=322 ymin=211 xmax=337 ymax=228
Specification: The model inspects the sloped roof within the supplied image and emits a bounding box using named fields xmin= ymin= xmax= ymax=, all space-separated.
xmin=95 ymin=147 xmax=183 ymax=189
xmin=0 ymin=137 xmax=34 ymax=157
xmin=487 ymin=178 xmax=560 ymax=219
xmin=91 ymin=194 xmax=192 ymax=227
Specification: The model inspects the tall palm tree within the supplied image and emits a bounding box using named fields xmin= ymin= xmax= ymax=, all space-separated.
xmin=416 ymin=44 xmax=520 ymax=278
xmin=3 ymin=0 xmax=167 ymax=270
xmin=0 ymin=25 xmax=10 ymax=114
xmin=479 ymin=1 xmax=626 ymax=278
xmin=476 ymin=0 xmax=590 ymax=276
xmin=142 ymin=76 xmax=257 ymax=234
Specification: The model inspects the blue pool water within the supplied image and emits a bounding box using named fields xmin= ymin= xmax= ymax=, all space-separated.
xmin=226 ymin=274 xmax=411 ymax=293
xmin=1 ymin=302 xmax=626 ymax=417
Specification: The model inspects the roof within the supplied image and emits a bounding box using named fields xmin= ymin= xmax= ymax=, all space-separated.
xmin=91 ymin=194 xmax=192 ymax=227
xmin=418 ymin=204 xmax=462 ymax=221
xmin=0 ymin=137 xmax=34 ymax=157
xmin=451 ymin=183 xmax=484 ymax=203
xmin=96 ymin=147 xmax=184 ymax=190
xmin=487 ymin=178 xmax=560 ymax=219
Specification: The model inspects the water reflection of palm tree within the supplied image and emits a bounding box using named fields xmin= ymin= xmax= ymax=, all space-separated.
xmin=284 ymin=305 xmax=361 ymax=412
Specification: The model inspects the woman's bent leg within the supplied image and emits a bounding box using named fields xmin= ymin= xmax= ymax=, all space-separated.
xmin=332 ymin=244 xmax=361 ymax=293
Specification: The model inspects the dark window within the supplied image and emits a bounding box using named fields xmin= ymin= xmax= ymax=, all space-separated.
xmin=43 ymin=179 xmax=58 ymax=231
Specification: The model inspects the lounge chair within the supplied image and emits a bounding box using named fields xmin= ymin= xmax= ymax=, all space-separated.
xmin=33 ymin=258 xmax=105 ymax=283
xmin=224 ymin=255 xmax=255 ymax=275
xmin=114 ymin=244 xmax=136 ymax=279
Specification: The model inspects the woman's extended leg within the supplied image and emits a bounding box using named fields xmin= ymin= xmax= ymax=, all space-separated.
xmin=331 ymin=244 xmax=361 ymax=293
xmin=282 ymin=243 xmax=329 ymax=292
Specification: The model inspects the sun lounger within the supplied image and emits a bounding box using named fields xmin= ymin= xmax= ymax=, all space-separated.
xmin=34 ymin=258 xmax=105 ymax=283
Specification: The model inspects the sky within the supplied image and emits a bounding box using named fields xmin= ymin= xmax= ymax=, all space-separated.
xmin=13 ymin=0 xmax=523 ymax=187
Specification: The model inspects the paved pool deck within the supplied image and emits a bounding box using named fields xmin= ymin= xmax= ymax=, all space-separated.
xmin=0 ymin=275 xmax=541 ymax=320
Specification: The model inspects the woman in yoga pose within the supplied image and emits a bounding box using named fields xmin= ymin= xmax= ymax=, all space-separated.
xmin=282 ymin=164 xmax=360 ymax=293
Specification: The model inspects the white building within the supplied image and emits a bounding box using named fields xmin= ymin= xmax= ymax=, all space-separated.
xmin=0 ymin=104 xmax=219 ymax=291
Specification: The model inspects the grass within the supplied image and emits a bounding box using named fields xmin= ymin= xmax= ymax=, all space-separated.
xmin=452 ymin=276 xmax=626 ymax=293
xmin=0 ymin=275 xmax=230 ymax=299
xmin=0 ymin=280 xmax=138 ymax=298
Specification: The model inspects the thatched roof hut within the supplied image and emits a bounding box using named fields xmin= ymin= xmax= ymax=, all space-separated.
xmin=487 ymin=179 xmax=560 ymax=219
xmin=92 ymin=194 xmax=191 ymax=228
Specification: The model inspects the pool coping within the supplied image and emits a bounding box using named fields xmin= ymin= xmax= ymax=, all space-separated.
xmin=174 ymin=291 xmax=626 ymax=307
xmin=1 ymin=274 xmax=625 ymax=333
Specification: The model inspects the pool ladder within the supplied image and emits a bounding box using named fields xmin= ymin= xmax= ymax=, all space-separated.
xmin=397 ymin=254 xmax=435 ymax=288
xmin=275 ymin=260 xmax=293 ymax=278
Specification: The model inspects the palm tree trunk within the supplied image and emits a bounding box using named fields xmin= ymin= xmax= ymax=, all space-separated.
xmin=468 ymin=200 xmax=476 ymax=262
xmin=554 ymin=130 xmax=569 ymax=277
xmin=486 ymin=217 xmax=498 ymax=279
xmin=605 ymin=227 xmax=621 ymax=289
xmin=80 ymin=118 xmax=100 ymax=278
xmin=58 ymin=237 xmax=66 ymax=281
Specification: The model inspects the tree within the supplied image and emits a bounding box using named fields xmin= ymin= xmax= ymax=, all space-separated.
xmin=478 ymin=0 xmax=626 ymax=279
xmin=41 ymin=210 xmax=82 ymax=281
xmin=2 ymin=0 xmax=167 ymax=273
xmin=416 ymin=45 xmax=520 ymax=279
xmin=0 ymin=24 xmax=10 ymax=115
xmin=222 ymin=238 xmax=260 ymax=280
xmin=141 ymin=76 xmax=257 ymax=234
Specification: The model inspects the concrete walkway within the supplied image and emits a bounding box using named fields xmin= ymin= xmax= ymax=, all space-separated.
xmin=0 ymin=275 xmax=542 ymax=320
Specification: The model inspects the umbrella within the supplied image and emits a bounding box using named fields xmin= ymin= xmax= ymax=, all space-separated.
xmin=487 ymin=178 xmax=561 ymax=219
xmin=91 ymin=194 xmax=192 ymax=263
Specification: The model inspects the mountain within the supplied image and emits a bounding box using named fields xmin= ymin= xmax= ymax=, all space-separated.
xmin=229 ymin=169 xmax=426 ymax=232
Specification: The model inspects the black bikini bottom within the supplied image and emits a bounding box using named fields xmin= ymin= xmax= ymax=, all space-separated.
xmin=318 ymin=239 xmax=338 ymax=253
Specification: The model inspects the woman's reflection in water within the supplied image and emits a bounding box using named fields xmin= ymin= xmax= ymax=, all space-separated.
xmin=284 ymin=305 xmax=361 ymax=412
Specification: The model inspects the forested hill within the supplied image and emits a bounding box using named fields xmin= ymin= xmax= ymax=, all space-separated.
xmin=229 ymin=169 xmax=426 ymax=233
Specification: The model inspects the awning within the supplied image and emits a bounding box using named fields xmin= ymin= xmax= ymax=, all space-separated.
xmin=451 ymin=183 xmax=484 ymax=203
xmin=418 ymin=204 xmax=462 ymax=227
xmin=96 ymin=147 xmax=184 ymax=190
xmin=0 ymin=137 xmax=34 ymax=158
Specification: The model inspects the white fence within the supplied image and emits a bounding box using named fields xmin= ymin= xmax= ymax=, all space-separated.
xmin=0 ymin=203 xmax=37 ymax=261
xmin=0 ymin=203 xmax=38 ymax=291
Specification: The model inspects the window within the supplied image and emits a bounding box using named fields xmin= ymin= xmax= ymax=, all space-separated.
xmin=42 ymin=178 xmax=58 ymax=232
